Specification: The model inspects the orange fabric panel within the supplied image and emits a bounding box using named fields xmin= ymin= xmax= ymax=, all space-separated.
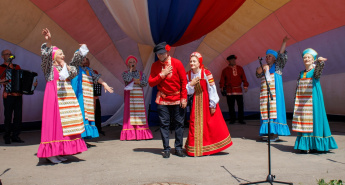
xmin=275 ymin=0 xmax=345 ymax=41
xmin=138 ymin=44 xmax=153 ymax=68
xmin=202 ymin=0 xmax=290 ymax=54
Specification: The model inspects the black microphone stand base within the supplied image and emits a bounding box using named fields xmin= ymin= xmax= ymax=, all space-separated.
xmin=240 ymin=58 xmax=293 ymax=185
xmin=240 ymin=174 xmax=293 ymax=185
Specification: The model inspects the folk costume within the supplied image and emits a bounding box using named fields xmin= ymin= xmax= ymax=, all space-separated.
xmin=219 ymin=55 xmax=249 ymax=123
xmin=293 ymin=48 xmax=338 ymax=152
xmin=256 ymin=50 xmax=291 ymax=136
xmin=0 ymin=62 xmax=23 ymax=143
xmin=70 ymin=45 xmax=100 ymax=139
xmin=148 ymin=42 xmax=187 ymax=153
xmin=121 ymin=56 xmax=153 ymax=140
xmin=185 ymin=52 xmax=232 ymax=157
xmin=37 ymin=44 xmax=87 ymax=158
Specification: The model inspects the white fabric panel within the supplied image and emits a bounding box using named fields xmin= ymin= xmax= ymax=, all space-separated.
xmin=103 ymin=52 xmax=156 ymax=126
xmin=103 ymin=0 xmax=155 ymax=46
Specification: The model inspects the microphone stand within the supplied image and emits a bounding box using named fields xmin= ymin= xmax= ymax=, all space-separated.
xmin=241 ymin=57 xmax=292 ymax=185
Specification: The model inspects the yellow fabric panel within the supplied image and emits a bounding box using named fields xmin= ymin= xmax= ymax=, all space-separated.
xmin=19 ymin=15 xmax=79 ymax=60
xmin=138 ymin=44 xmax=153 ymax=68
xmin=0 ymin=0 xmax=42 ymax=44
xmin=201 ymin=0 xmax=289 ymax=54
xmin=196 ymin=42 xmax=220 ymax=68
xmin=255 ymin=0 xmax=290 ymax=11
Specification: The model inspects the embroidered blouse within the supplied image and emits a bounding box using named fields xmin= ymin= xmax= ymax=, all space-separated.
xmin=186 ymin=69 xmax=219 ymax=109
xmin=41 ymin=43 xmax=80 ymax=82
xmin=122 ymin=70 xmax=148 ymax=87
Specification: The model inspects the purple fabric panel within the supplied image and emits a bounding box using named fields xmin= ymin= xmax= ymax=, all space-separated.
xmin=173 ymin=36 xmax=205 ymax=66
xmin=0 ymin=39 xmax=45 ymax=92
xmin=88 ymin=0 xmax=142 ymax=70
xmin=244 ymin=25 xmax=345 ymax=89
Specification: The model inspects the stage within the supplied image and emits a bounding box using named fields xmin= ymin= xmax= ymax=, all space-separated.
xmin=0 ymin=120 xmax=344 ymax=185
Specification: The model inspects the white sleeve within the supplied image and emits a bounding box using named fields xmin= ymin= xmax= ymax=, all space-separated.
xmin=186 ymin=82 xmax=195 ymax=95
xmin=78 ymin=44 xmax=89 ymax=57
xmin=186 ymin=74 xmax=195 ymax=95
xmin=205 ymin=72 xmax=219 ymax=108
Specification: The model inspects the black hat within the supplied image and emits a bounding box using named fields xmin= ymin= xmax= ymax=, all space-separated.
xmin=226 ymin=55 xmax=237 ymax=60
xmin=153 ymin=42 xmax=170 ymax=54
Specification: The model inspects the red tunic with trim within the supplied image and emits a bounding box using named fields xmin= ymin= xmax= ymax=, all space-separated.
xmin=219 ymin=65 xmax=249 ymax=95
xmin=148 ymin=56 xmax=187 ymax=105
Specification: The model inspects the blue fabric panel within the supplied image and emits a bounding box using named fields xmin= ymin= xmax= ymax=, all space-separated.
xmin=147 ymin=0 xmax=200 ymax=45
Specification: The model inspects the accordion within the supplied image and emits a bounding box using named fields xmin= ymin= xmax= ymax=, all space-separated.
xmin=94 ymin=83 xmax=102 ymax=96
xmin=5 ymin=69 xmax=38 ymax=95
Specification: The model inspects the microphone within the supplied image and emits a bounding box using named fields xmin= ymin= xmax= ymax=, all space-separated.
xmin=132 ymin=64 xmax=134 ymax=67
xmin=258 ymin=56 xmax=263 ymax=60
xmin=7 ymin=55 xmax=15 ymax=62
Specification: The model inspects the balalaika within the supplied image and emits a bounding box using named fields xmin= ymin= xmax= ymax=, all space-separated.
xmin=4 ymin=68 xmax=38 ymax=95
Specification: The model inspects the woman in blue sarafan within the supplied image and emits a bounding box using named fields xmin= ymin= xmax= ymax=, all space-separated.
xmin=292 ymin=48 xmax=338 ymax=154
xmin=256 ymin=36 xmax=291 ymax=141
xmin=70 ymin=48 xmax=114 ymax=141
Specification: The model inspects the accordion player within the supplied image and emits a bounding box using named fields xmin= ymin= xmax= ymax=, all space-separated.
xmin=4 ymin=68 xmax=38 ymax=95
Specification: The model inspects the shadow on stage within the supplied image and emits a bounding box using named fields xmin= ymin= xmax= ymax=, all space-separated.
xmin=35 ymin=154 xmax=86 ymax=166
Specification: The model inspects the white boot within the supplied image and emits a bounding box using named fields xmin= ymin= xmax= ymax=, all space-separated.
xmin=47 ymin=156 xmax=62 ymax=164
xmin=56 ymin=156 xmax=68 ymax=162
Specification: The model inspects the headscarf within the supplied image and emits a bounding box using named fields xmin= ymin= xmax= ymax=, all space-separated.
xmin=302 ymin=48 xmax=318 ymax=61
xmin=266 ymin=49 xmax=278 ymax=59
xmin=125 ymin=55 xmax=138 ymax=66
xmin=52 ymin=46 xmax=62 ymax=61
xmin=190 ymin=52 xmax=203 ymax=69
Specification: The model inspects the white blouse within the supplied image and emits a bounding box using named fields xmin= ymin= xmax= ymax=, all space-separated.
xmin=186 ymin=70 xmax=219 ymax=109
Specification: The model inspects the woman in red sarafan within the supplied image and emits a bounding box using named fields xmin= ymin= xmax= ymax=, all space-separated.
xmin=185 ymin=52 xmax=233 ymax=157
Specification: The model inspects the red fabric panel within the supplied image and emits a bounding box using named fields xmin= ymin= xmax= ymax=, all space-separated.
xmin=30 ymin=0 xmax=66 ymax=12
xmin=274 ymin=0 xmax=345 ymax=41
xmin=173 ymin=0 xmax=245 ymax=46
xmin=30 ymin=0 xmax=123 ymax=68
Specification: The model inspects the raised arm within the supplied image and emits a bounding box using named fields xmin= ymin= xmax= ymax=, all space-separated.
xmin=313 ymin=57 xmax=326 ymax=80
xmin=41 ymin=28 xmax=53 ymax=81
xmin=70 ymin=44 xmax=89 ymax=67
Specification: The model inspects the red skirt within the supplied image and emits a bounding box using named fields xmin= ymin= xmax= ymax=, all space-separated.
xmin=185 ymin=79 xmax=232 ymax=156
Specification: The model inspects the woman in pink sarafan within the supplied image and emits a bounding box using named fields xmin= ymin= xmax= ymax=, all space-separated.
xmin=120 ymin=56 xmax=153 ymax=140
xmin=37 ymin=28 xmax=87 ymax=164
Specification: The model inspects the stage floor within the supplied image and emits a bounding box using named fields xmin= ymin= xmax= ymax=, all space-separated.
xmin=0 ymin=120 xmax=344 ymax=185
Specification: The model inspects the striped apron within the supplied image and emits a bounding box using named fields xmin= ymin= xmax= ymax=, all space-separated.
xmin=82 ymin=71 xmax=95 ymax=122
xmin=129 ymin=72 xmax=146 ymax=125
xmin=292 ymin=74 xmax=313 ymax=133
xmin=57 ymin=79 xmax=85 ymax=136
xmin=260 ymin=73 xmax=277 ymax=120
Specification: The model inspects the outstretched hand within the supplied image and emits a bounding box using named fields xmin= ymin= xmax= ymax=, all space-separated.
xmin=103 ymin=83 xmax=114 ymax=93
xmin=317 ymin=57 xmax=327 ymax=62
xmin=42 ymin=28 xmax=51 ymax=41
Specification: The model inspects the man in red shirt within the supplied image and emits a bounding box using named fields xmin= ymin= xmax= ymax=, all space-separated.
xmin=0 ymin=49 xmax=24 ymax=144
xmin=219 ymin=55 xmax=249 ymax=124
xmin=148 ymin=42 xmax=187 ymax=158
